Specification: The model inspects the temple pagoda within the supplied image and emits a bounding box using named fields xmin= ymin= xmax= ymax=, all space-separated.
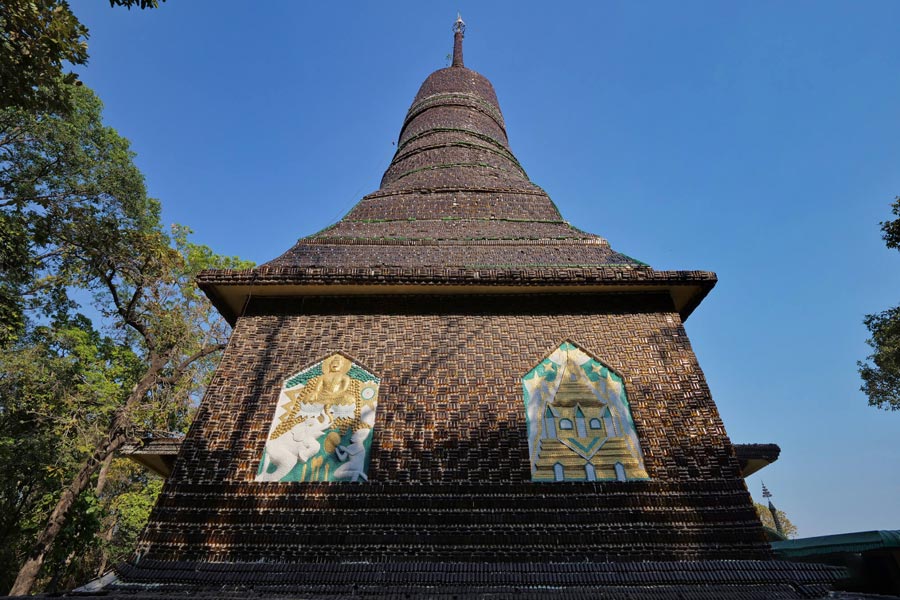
xmin=88 ymin=17 xmax=848 ymax=599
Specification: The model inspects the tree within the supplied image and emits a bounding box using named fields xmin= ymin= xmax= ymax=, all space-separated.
xmin=0 ymin=315 xmax=183 ymax=592
xmin=8 ymin=221 xmax=249 ymax=594
xmin=0 ymin=315 xmax=143 ymax=591
xmin=92 ymin=460 xmax=164 ymax=581
xmin=109 ymin=1 xmax=166 ymax=8
xmin=1 ymin=82 xmax=151 ymax=346
xmin=0 ymin=0 xmax=163 ymax=115
xmin=754 ymin=502 xmax=798 ymax=539
xmin=0 ymin=0 xmax=88 ymax=115
xmin=858 ymin=197 xmax=900 ymax=411
xmin=1 ymin=83 xmax=250 ymax=594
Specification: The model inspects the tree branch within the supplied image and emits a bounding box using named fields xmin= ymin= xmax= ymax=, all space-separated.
xmin=123 ymin=258 xmax=149 ymax=318
xmin=158 ymin=343 xmax=226 ymax=385
xmin=98 ymin=267 xmax=153 ymax=347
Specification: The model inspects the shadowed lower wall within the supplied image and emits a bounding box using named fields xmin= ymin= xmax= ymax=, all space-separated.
xmin=135 ymin=293 xmax=770 ymax=564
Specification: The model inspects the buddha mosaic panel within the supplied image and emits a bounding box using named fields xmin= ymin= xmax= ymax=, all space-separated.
xmin=523 ymin=342 xmax=648 ymax=482
xmin=256 ymin=353 xmax=379 ymax=482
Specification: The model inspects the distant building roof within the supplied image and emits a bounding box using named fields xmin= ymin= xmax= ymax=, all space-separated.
xmin=773 ymin=530 xmax=900 ymax=559
xmin=773 ymin=531 xmax=900 ymax=596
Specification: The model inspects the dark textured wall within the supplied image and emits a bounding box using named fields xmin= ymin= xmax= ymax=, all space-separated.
xmin=138 ymin=292 xmax=770 ymax=563
xmin=178 ymin=293 xmax=736 ymax=484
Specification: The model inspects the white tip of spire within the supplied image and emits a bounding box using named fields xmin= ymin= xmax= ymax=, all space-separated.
xmin=454 ymin=12 xmax=466 ymax=33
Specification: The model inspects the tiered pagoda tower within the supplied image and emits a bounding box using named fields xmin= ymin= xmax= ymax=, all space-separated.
xmin=96 ymin=18 xmax=844 ymax=599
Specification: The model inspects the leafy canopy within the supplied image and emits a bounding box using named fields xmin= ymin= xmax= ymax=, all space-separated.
xmin=0 ymin=83 xmax=153 ymax=344
xmin=754 ymin=502 xmax=798 ymax=539
xmin=0 ymin=0 xmax=88 ymax=114
xmin=1 ymin=80 xmax=249 ymax=594
xmin=0 ymin=0 xmax=164 ymax=115
xmin=858 ymin=197 xmax=900 ymax=411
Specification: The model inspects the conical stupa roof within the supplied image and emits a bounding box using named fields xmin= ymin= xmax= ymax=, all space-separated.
xmin=263 ymin=27 xmax=633 ymax=270
xmin=198 ymin=21 xmax=716 ymax=323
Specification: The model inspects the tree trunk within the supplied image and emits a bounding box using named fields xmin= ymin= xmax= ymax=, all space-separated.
xmin=91 ymin=453 xmax=117 ymax=579
xmin=8 ymin=431 xmax=128 ymax=596
xmin=95 ymin=517 xmax=117 ymax=578
xmin=9 ymin=361 xmax=163 ymax=596
xmin=95 ymin=453 xmax=114 ymax=496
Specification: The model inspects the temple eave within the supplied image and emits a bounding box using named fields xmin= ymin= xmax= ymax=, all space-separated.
xmin=198 ymin=267 xmax=716 ymax=325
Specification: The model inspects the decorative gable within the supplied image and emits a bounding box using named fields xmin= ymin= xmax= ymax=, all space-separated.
xmin=256 ymin=353 xmax=380 ymax=482
xmin=522 ymin=341 xmax=648 ymax=481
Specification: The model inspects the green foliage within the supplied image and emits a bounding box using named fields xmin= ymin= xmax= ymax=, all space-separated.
xmin=754 ymin=502 xmax=798 ymax=539
xmin=103 ymin=463 xmax=163 ymax=562
xmin=2 ymin=3 xmax=241 ymax=587
xmin=37 ymin=459 xmax=164 ymax=591
xmin=1 ymin=79 xmax=250 ymax=593
xmin=0 ymin=315 xmax=140 ymax=591
xmin=0 ymin=83 xmax=154 ymax=345
xmin=859 ymin=306 xmax=900 ymax=410
xmin=0 ymin=0 xmax=165 ymax=115
xmin=880 ymin=197 xmax=900 ymax=251
xmin=858 ymin=197 xmax=900 ymax=411
xmin=0 ymin=210 xmax=30 ymax=341
xmin=109 ymin=0 xmax=166 ymax=8
xmin=0 ymin=0 xmax=88 ymax=114
xmin=1 ymin=1 xmax=220 ymax=588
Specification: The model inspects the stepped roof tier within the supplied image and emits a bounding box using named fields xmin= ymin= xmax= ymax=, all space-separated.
xmin=198 ymin=21 xmax=715 ymax=325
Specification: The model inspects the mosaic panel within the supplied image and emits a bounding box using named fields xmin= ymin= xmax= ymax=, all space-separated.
xmin=523 ymin=341 xmax=648 ymax=482
xmin=256 ymin=353 xmax=379 ymax=482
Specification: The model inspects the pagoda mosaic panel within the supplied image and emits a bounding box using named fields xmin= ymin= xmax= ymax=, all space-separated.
xmin=523 ymin=341 xmax=648 ymax=482
xmin=256 ymin=353 xmax=380 ymax=482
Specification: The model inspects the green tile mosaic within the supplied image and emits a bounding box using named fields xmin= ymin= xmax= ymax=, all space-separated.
xmin=256 ymin=353 xmax=380 ymax=482
xmin=523 ymin=342 xmax=648 ymax=482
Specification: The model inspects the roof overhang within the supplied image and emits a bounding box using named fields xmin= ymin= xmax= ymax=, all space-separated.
xmin=120 ymin=437 xmax=182 ymax=478
xmin=197 ymin=267 xmax=717 ymax=326
xmin=733 ymin=443 xmax=781 ymax=478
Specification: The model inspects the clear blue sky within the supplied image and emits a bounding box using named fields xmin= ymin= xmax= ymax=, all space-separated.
xmin=73 ymin=1 xmax=899 ymax=537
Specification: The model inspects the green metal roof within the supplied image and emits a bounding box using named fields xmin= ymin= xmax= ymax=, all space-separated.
xmin=772 ymin=530 xmax=900 ymax=558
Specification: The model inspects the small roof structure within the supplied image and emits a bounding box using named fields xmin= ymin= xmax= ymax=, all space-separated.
xmin=733 ymin=443 xmax=781 ymax=477
xmin=119 ymin=437 xmax=182 ymax=477
xmin=773 ymin=531 xmax=900 ymax=596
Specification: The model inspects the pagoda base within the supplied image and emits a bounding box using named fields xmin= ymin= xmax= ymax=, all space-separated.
xmin=59 ymin=559 xmax=855 ymax=599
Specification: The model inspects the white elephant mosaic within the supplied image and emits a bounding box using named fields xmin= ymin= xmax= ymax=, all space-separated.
xmin=256 ymin=353 xmax=379 ymax=482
